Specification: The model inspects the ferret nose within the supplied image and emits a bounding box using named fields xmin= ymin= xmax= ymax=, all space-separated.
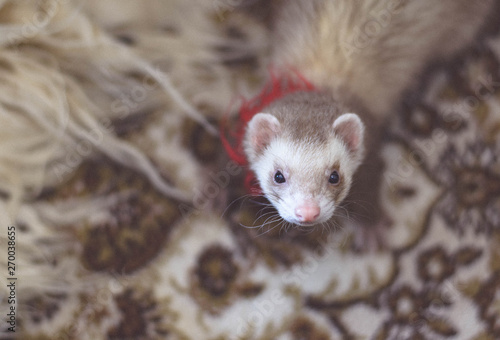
xmin=295 ymin=204 xmax=320 ymax=223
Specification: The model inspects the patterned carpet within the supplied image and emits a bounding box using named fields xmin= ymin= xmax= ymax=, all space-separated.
xmin=1 ymin=1 xmax=500 ymax=339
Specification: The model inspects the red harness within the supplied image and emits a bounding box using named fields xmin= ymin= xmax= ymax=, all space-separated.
xmin=220 ymin=69 xmax=316 ymax=195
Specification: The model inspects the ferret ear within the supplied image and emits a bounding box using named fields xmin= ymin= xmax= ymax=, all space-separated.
xmin=332 ymin=113 xmax=365 ymax=153
xmin=245 ymin=113 xmax=281 ymax=159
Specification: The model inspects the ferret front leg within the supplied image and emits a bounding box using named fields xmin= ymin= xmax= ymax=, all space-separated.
xmin=342 ymin=136 xmax=391 ymax=252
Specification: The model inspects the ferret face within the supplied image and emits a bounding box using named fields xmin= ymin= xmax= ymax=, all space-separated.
xmin=244 ymin=112 xmax=365 ymax=226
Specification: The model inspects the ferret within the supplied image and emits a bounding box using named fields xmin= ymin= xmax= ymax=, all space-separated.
xmin=242 ymin=0 xmax=495 ymax=234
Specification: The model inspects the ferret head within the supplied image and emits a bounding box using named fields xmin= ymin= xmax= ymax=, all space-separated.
xmin=244 ymin=112 xmax=365 ymax=226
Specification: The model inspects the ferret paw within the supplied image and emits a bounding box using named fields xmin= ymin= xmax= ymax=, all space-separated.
xmin=350 ymin=215 xmax=392 ymax=253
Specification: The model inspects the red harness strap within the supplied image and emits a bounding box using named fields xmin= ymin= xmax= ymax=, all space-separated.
xmin=220 ymin=69 xmax=316 ymax=195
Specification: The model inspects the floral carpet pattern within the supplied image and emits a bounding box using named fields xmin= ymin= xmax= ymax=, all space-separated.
xmin=0 ymin=1 xmax=500 ymax=339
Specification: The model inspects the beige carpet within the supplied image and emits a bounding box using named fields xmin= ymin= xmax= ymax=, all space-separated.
xmin=0 ymin=1 xmax=500 ymax=339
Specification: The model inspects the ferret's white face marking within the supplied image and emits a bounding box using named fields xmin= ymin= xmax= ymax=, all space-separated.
xmin=252 ymin=137 xmax=356 ymax=225
xmin=245 ymin=112 xmax=365 ymax=226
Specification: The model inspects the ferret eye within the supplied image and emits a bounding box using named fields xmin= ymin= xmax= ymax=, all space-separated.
xmin=329 ymin=171 xmax=340 ymax=185
xmin=274 ymin=170 xmax=286 ymax=184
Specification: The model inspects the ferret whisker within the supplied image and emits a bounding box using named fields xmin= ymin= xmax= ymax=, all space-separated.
xmin=278 ymin=220 xmax=293 ymax=236
xmin=304 ymin=226 xmax=317 ymax=235
xmin=259 ymin=214 xmax=282 ymax=229
xmin=221 ymin=193 xmax=258 ymax=218
xmin=293 ymin=224 xmax=307 ymax=233
xmin=319 ymin=222 xmax=326 ymax=235
xmin=331 ymin=211 xmax=348 ymax=221
xmin=255 ymin=209 xmax=278 ymax=220
xmin=239 ymin=210 xmax=281 ymax=230
xmin=257 ymin=205 xmax=276 ymax=216
xmin=243 ymin=205 xmax=277 ymax=226
xmin=332 ymin=219 xmax=344 ymax=232
xmin=278 ymin=220 xmax=289 ymax=236
xmin=339 ymin=200 xmax=377 ymax=221
xmin=334 ymin=205 xmax=351 ymax=221
xmin=335 ymin=203 xmax=349 ymax=214
xmin=343 ymin=210 xmax=372 ymax=223
xmin=239 ymin=222 xmax=265 ymax=229
xmin=320 ymin=221 xmax=330 ymax=235
xmin=256 ymin=217 xmax=283 ymax=237
xmin=254 ymin=205 xmax=277 ymax=218
xmin=254 ymin=209 xmax=283 ymax=229
xmin=222 ymin=192 xmax=277 ymax=219
xmin=328 ymin=221 xmax=339 ymax=234
xmin=253 ymin=200 xmax=275 ymax=208
xmin=322 ymin=217 xmax=342 ymax=234
xmin=341 ymin=199 xmax=376 ymax=213
xmin=258 ymin=215 xmax=279 ymax=226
